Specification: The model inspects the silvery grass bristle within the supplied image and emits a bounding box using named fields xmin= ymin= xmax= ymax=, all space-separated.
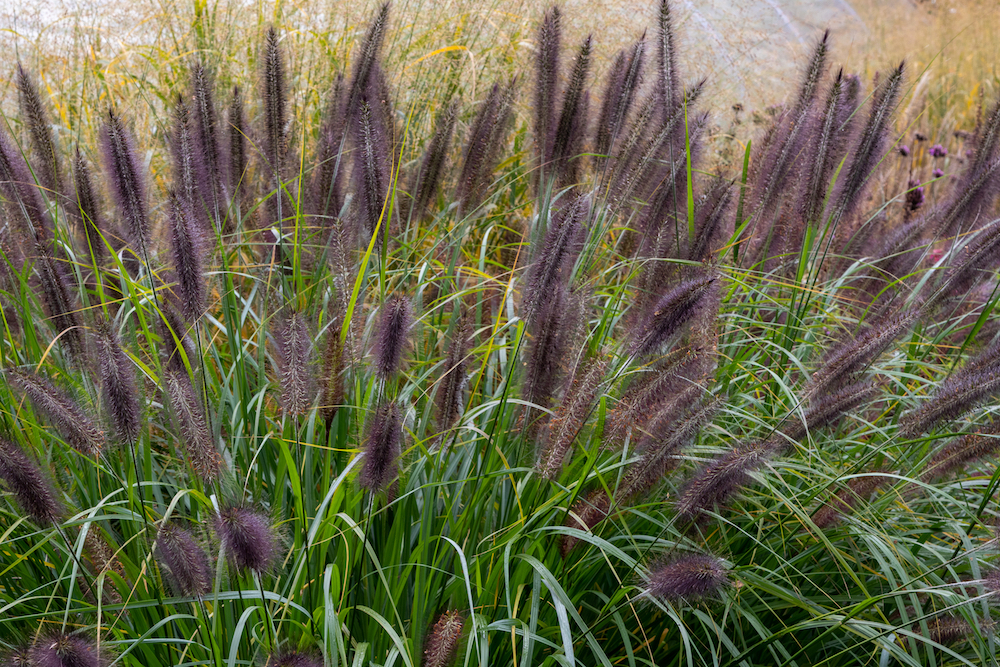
xmin=533 ymin=6 xmax=561 ymax=186
xmin=164 ymin=368 xmax=222 ymax=483
xmin=16 ymin=63 xmax=60 ymax=200
xmin=214 ymin=503 xmax=278 ymax=575
xmin=644 ymin=553 xmax=730 ymax=602
xmin=361 ymin=401 xmax=402 ymax=492
xmin=9 ymin=369 xmax=104 ymax=456
xmin=102 ymin=110 xmax=150 ymax=253
xmin=155 ymin=522 xmax=212 ymax=597
xmin=94 ymin=316 xmax=139 ymax=444
xmin=0 ymin=436 xmax=62 ymax=526
xmin=423 ymin=610 xmax=464 ymax=667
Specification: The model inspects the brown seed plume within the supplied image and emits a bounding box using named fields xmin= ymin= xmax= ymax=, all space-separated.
xmin=423 ymin=610 xmax=464 ymax=667
xmin=16 ymin=63 xmax=60 ymax=200
xmin=164 ymin=369 xmax=222 ymax=482
xmin=272 ymin=309 xmax=315 ymax=415
xmin=537 ymin=358 xmax=608 ymax=479
xmin=94 ymin=317 xmax=140 ymax=444
xmin=361 ymin=401 xmax=402 ymax=492
xmin=9 ymin=369 xmax=104 ymax=456
xmin=0 ymin=436 xmax=62 ymax=525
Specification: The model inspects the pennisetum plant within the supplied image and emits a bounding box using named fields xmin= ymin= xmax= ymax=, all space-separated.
xmin=5 ymin=2 xmax=1000 ymax=665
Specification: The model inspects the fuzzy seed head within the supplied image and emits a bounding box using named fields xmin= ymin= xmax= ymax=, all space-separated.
xmin=0 ymin=436 xmax=62 ymax=525
xmin=361 ymin=401 xmax=402 ymax=492
xmin=423 ymin=610 xmax=464 ymax=667
xmin=102 ymin=111 xmax=149 ymax=251
xmin=16 ymin=62 xmax=60 ymax=198
xmin=156 ymin=522 xmax=212 ymax=597
xmin=273 ymin=310 xmax=315 ymax=415
xmin=9 ymin=370 xmax=104 ymax=456
xmin=164 ymin=369 xmax=222 ymax=482
xmin=214 ymin=504 xmax=278 ymax=575
xmin=265 ymin=651 xmax=323 ymax=667
xmin=28 ymin=634 xmax=102 ymax=667
xmin=645 ymin=553 xmax=730 ymax=602
xmin=633 ymin=274 xmax=718 ymax=358
xmin=373 ymin=295 xmax=412 ymax=379
xmin=94 ymin=318 xmax=140 ymax=444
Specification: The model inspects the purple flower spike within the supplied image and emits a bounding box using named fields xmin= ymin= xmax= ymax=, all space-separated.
xmin=933 ymin=167 xmax=944 ymax=179
xmin=930 ymin=143 xmax=947 ymax=158
xmin=214 ymin=504 xmax=278 ymax=575
xmin=905 ymin=178 xmax=925 ymax=212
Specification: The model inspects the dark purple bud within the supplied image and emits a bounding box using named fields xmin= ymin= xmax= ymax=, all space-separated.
xmin=645 ymin=553 xmax=730 ymax=601
xmin=932 ymin=167 xmax=944 ymax=178
xmin=930 ymin=143 xmax=947 ymax=158
xmin=898 ymin=144 xmax=910 ymax=157
xmin=905 ymin=178 xmax=925 ymax=213
xmin=214 ymin=503 xmax=278 ymax=574
xmin=915 ymin=132 xmax=927 ymax=142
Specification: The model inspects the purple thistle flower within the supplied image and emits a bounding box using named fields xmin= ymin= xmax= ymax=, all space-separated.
xmin=214 ymin=503 xmax=278 ymax=574
xmin=9 ymin=369 xmax=104 ymax=456
xmin=645 ymin=553 xmax=730 ymax=601
xmin=155 ymin=522 xmax=212 ymax=597
xmin=94 ymin=317 xmax=140 ymax=444
xmin=373 ymin=295 xmax=412 ymax=379
xmin=102 ymin=110 xmax=150 ymax=252
xmin=0 ymin=436 xmax=62 ymax=525
xmin=905 ymin=178 xmax=925 ymax=213
xmin=932 ymin=167 xmax=944 ymax=179
xmin=16 ymin=63 xmax=60 ymax=200
xmin=360 ymin=401 xmax=402 ymax=492
xmin=930 ymin=143 xmax=947 ymax=158
xmin=423 ymin=610 xmax=464 ymax=667
xmin=898 ymin=144 xmax=910 ymax=157
xmin=28 ymin=634 xmax=103 ymax=667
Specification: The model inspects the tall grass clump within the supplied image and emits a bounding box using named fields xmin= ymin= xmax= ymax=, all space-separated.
xmin=4 ymin=2 xmax=1000 ymax=665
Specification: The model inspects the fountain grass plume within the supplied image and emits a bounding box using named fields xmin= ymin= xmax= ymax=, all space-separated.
xmin=9 ymin=369 xmax=103 ymax=457
xmin=533 ymin=6 xmax=561 ymax=184
xmin=155 ymin=522 xmax=212 ymax=597
xmin=409 ymin=99 xmax=458 ymax=222
xmin=94 ymin=317 xmax=139 ymax=444
xmin=16 ymin=63 xmax=60 ymax=200
xmin=655 ymin=0 xmax=679 ymax=111
xmin=191 ymin=61 xmax=227 ymax=224
xmin=900 ymin=367 xmax=1000 ymax=439
xmin=262 ymin=26 xmax=287 ymax=180
xmin=551 ymin=36 xmax=592 ymax=186
xmin=102 ymin=110 xmax=150 ymax=253
xmin=811 ymin=472 xmax=890 ymax=529
xmin=311 ymin=73 xmax=346 ymax=233
xmin=434 ymin=305 xmax=472 ymax=434
xmin=34 ymin=242 xmax=84 ymax=360
xmin=265 ymin=651 xmax=323 ymax=667
xmin=0 ymin=126 xmax=54 ymax=244
xmin=595 ymin=36 xmax=645 ymax=170
xmin=0 ymin=436 xmax=62 ymax=525
xmin=522 ymin=283 xmax=582 ymax=418
xmin=423 ymin=610 xmax=464 ymax=667
xmin=373 ymin=295 xmax=412 ymax=379
xmin=361 ymin=401 xmax=402 ymax=492
xmin=799 ymin=71 xmax=845 ymax=227
xmin=171 ymin=96 xmax=201 ymax=231
xmin=214 ymin=502 xmax=278 ymax=574
xmin=164 ymin=368 xmax=222 ymax=482
xmin=644 ymin=553 xmax=729 ymax=602
xmin=631 ymin=272 xmax=717 ymax=358
xmin=227 ymin=85 xmax=248 ymax=204
xmin=922 ymin=422 xmax=1000 ymax=482
xmin=522 ymin=191 xmax=588 ymax=322
xmin=273 ymin=309 xmax=315 ymax=415
xmin=168 ymin=191 xmax=206 ymax=322
xmin=347 ymin=2 xmax=390 ymax=116
xmin=28 ymin=634 xmax=104 ymax=667
xmin=675 ymin=439 xmax=773 ymax=522
xmin=354 ymin=93 xmax=392 ymax=243
xmin=320 ymin=316 xmax=346 ymax=429
xmin=537 ymin=357 xmax=608 ymax=479
xmin=456 ymin=77 xmax=518 ymax=213
xmin=72 ymin=149 xmax=109 ymax=265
